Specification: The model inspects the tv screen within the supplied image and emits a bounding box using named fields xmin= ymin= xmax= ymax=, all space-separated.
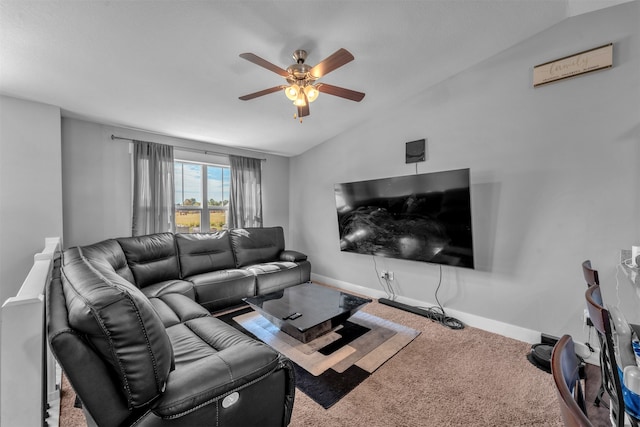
xmin=334 ymin=168 xmax=474 ymax=268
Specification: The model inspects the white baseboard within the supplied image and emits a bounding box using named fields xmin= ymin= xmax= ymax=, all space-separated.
xmin=311 ymin=273 xmax=601 ymax=367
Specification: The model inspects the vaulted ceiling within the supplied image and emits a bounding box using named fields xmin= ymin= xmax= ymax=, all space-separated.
xmin=0 ymin=0 xmax=630 ymax=156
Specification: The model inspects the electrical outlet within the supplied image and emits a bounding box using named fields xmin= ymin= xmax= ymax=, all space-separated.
xmin=380 ymin=270 xmax=394 ymax=280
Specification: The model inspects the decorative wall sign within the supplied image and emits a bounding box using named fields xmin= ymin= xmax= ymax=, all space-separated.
xmin=533 ymin=43 xmax=613 ymax=87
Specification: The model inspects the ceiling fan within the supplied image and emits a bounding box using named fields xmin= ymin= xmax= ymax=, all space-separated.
xmin=238 ymin=48 xmax=365 ymax=122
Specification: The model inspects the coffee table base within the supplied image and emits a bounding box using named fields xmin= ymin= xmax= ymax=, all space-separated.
xmin=243 ymin=283 xmax=372 ymax=344
xmin=257 ymin=311 xmax=358 ymax=343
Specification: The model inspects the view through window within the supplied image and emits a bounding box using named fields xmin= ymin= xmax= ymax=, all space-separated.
xmin=174 ymin=160 xmax=230 ymax=233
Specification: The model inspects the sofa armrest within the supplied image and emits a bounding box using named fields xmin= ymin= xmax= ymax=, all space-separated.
xmin=152 ymin=343 xmax=280 ymax=418
xmin=279 ymin=250 xmax=307 ymax=262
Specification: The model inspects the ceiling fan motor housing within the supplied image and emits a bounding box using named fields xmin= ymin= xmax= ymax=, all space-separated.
xmin=293 ymin=49 xmax=308 ymax=63
xmin=287 ymin=64 xmax=312 ymax=81
xmin=288 ymin=50 xmax=314 ymax=82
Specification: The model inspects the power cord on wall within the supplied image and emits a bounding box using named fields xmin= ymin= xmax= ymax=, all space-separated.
xmin=373 ymin=257 xmax=464 ymax=330
xmin=417 ymin=265 xmax=464 ymax=330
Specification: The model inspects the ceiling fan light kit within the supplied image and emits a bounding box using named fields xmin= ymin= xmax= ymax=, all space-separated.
xmin=239 ymin=48 xmax=365 ymax=122
xmin=284 ymin=84 xmax=300 ymax=101
xmin=304 ymin=85 xmax=319 ymax=102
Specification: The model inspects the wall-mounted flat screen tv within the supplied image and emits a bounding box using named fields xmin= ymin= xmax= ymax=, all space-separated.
xmin=334 ymin=168 xmax=474 ymax=269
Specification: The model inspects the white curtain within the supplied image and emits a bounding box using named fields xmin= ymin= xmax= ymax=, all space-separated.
xmin=131 ymin=140 xmax=175 ymax=236
xmin=229 ymin=155 xmax=263 ymax=228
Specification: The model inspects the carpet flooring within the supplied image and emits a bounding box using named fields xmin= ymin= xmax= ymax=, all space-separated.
xmin=58 ymin=299 xmax=597 ymax=426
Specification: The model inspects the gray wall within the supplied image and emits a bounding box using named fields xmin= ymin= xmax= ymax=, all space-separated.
xmin=0 ymin=96 xmax=63 ymax=305
xmin=0 ymin=95 xmax=63 ymax=414
xmin=62 ymin=117 xmax=291 ymax=248
xmin=289 ymin=2 xmax=640 ymax=343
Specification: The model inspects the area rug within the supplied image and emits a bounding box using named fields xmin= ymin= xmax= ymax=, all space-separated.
xmin=217 ymin=307 xmax=420 ymax=408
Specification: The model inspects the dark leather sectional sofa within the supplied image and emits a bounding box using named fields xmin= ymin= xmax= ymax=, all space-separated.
xmin=46 ymin=226 xmax=310 ymax=426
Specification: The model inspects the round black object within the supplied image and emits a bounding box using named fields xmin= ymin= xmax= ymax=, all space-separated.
xmin=527 ymin=343 xmax=553 ymax=373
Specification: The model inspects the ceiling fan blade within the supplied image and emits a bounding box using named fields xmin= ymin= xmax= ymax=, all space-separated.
xmin=317 ymin=83 xmax=365 ymax=102
xmin=239 ymin=86 xmax=285 ymax=101
xmin=309 ymin=48 xmax=354 ymax=78
xmin=239 ymin=53 xmax=289 ymax=77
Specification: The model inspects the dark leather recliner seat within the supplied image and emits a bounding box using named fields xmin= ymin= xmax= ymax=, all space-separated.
xmin=47 ymin=227 xmax=304 ymax=426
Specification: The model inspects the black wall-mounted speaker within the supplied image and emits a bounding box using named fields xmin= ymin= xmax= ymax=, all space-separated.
xmin=405 ymin=139 xmax=426 ymax=164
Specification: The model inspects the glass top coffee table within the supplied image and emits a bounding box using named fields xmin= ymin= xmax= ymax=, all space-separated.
xmin=243 ymin=282 xmax=372 ymax=343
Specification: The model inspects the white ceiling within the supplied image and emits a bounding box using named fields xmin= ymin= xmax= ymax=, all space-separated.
xmin=0 ymin=0 xmax=631 ymax=157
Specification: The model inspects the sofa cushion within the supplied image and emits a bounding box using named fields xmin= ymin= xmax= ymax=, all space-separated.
xmin=157 ymin=317 xmax=285 ymax=418
xmin=246 ymin=260 xmax=311 ymax=295
xmin=117 ymin=233 xmax=180 ymax=288
xmin=80 ymin=239 xmax=135 ymax=283
xmin=187 ymin=269 xmax=256 ymax=312
xmin=60 ymin=255 xmax=173 ymax=409
xmin=229 ymin=227 xmax=286 ymax=268
xmin=166 ymin=316 xmax=276 ymax=369
xmin=148 ymin=293 xmax=211 ymax=328
xmin=47 ymin=266 xmax=136 ymax=427
xmin=140 ymin=279 xmax=195 ymax=301
xmin=175 ymin=232 xmax=236 ymax=277
xmin=61 ymin=247 xmax=82 ymax=266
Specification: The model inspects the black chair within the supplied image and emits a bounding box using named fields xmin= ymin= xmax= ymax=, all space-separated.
xmin=551 ymin=335 xmax=592 ymax=427
xmin=585 ymin=284 xmax=639 ymax=427
xmin=582 ymin=260 xmax=606 ymax=407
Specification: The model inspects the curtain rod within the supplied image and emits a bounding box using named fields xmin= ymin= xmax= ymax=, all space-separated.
xmin=110 ymin=135 xmax=266 ymax=162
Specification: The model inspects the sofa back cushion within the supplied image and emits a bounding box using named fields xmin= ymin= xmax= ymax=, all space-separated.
xmin=117 ymin=233 xmax=180 ymax=288
xmin=79 ymin=239 xmax=135 ymax=283
xmin=61 ymin=254 xmax=173 ymax=409
xmin=230 ymin=227 xmax=285 ymax=267
xmin=175 ymin=231 xmax=236 ymax=277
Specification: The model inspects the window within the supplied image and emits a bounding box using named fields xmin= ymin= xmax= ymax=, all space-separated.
xmin=174 ymin=160 xmax=230 ymax=233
